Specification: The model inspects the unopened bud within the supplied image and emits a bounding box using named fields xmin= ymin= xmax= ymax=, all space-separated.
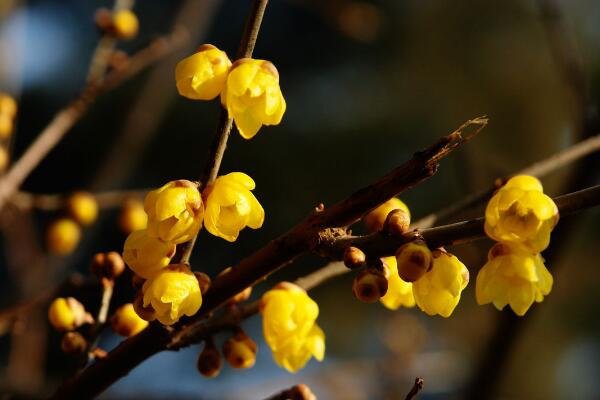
xmin=91 ymin=251 xmax=125 ymax=279
xmin=197 ymin=338 xmax=222 ymax=378
xmin=48 ymin=297 xmax=93 ymax=331
xmin=343 ymin=246 xmax=366 ymax=269
xmin=279 ymin=384 xmax=317 ymax=400
xmin=352 ymin=268 xmax=388 ymax=303
xmin=364 ymin=197 xmax=411 ymax=233
xmin=395 ymin=240 xmax=433 ymax=282
xmin=118 ymin=198 xmax=147 ymax=234
xmin=383 ymin=208 xmax=410 ymax=236
xmin=223 ymin=331 xmax=257 ymax=369
xmin=61 ymin=332 xmax=87 ymax=354
xmin=194 ymin=271 xmax=212 ymax=295
xmin=94 ymin=8 xmax=112 ymax=31
xmin=110 ymin=303 xmax=149 ymax=337
xmin=67 ymin=191 xmax=98 ymax=226
xmin=133 ymin=291 xmax=156 ymax=322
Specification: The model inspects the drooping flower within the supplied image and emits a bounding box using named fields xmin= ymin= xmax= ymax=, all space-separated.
xmin=110 ymin=303 xmax=149 ymax=336
xmin=485 ymin=175 xmax=558 ymax=253
xmin=48 ymin=297 xmax=93 ymax=331
xmin=260 ymin=282 xmax=325 ymax=373
xmin=412 ymin=250 xmax=469 ymax=317
xmin=380 ymin=257 xmax=415 ymax=310
xmin=476 ymin=243 xmax=553 ymax=316
xmin=203 ymin=172 xmax=264 ymax=242
xmin=364 ymin=197 xmax=410 ymax=233
xmin=176 ymin=44 xmax=232 ymax=100
xmin=221 ymin=58 xmax=286 ymax=139
xmin=142 ymin=264 xmax=202 ymax=325
xmin=122 ymin=229 xmax=176 ymax=279
xmin=144 ymin=180 xmax=204 ymax=244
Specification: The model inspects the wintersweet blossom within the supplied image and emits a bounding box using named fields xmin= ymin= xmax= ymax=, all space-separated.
xmin=485 ymin=175 xmax=558 ymax=253
xmin=380 ymin=257 xmax=415 ymax=310
xmin=476 ymin=243 xmax=553 ymax=316
xmin=260 ymin=282 xmax=325 ymax=373
xmin=122 ymin=229 xmax=176 ymax=279
xmin=175 ymin=44 xmax=232 ymax=100
xmin=48 ymin=297 xmax=93 ymax=331
xmin=144 ymin=180 xmax=204 ymax=244
xmin=203 ymin=172 xmax=264 ymax=242
xmin=412 ymin=250 xmax=469 ymax=317
xmin=110 ymin=303 xmax=149 ymax=336
xmin=364 ymin=197 xmax=410 ymax=233
xmin=221 ymin=58 xmax=286 ymax=139
xmin=142 ymin=264 xmax=202 ymax=325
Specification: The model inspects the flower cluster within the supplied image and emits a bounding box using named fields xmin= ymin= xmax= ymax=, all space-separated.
xmin=176 ymin=45 xmax=286 ymax=139
xmin=477 ymin=175 xmax=558 ymax=315
xmin=260 ymin=282 xmax=325 ymax=373
xmin=122 ymin=176 xmax=263 ymax=324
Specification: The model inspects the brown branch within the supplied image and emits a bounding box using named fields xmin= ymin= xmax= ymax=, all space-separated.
xmin=0 ymin=27 xmax=190 ymax=213
xmin=405 ymin=377 xmax=424 ymax=400
xmin=176 ymin=0 xmax=269 ymax=264
xmin=413 ymin=132 xmax=600 ymax=229
xmin=264 ymin=384 xmax=317 ymax=400
xmin=50 ymin=117 xmax=486 ymax=399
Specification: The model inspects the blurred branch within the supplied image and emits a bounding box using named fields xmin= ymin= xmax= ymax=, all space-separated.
xmin=0 ymin=27 xmax=190 ymax=213
xmin=414 ymin=132 xmax=600 ymax=229
xmin=50 ymin=117 xmax=486 ymax=399
xmin=405 ymin=377 xmax=424 ymax=400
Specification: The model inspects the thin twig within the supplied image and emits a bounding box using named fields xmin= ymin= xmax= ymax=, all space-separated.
xmin=0 ymin=28 xmax=190 ymax=213
xmin=413 ymin=132 xmax=600 ymax=229
xmin=176 ymin=0 xmax=270 ymax=265
xmin=405 ymin=377 xmax=424 ymax=400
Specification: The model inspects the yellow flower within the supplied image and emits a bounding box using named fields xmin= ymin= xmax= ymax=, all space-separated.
xmin=364 ymin=197 xmax=410 ymax=233
xmin=203 ymin=172 xmax=264 ymax=242
xmin=118 ymin=198 xmax=148 ymax=234
xmin=67 ymin=191 xmax=98 ymax=226
xmin=46 ymin=218 xmax=81 ymax=255
xmin=112 ymin=9 xmax=138 ymax=39
xmin=221 ymin=58 xmax=286 ymax=139
xmin=0 ymin=114 xmax=13 ymax=139
xmin=48 ymin=297 xmax=93 ymax=331
xmin=380 ymin=257 xmax=415 ymax=310
xmin=122 ymin=229 xmax=176 ymax=279
xmin=110 ymin=303 xmax=149 ymax=336
xmin=485 ymin=175 xmax=558 ymax=253
xmin=476 ymin=243 xmax=553 ymax=316
xmin=412 ymin=250 xmax=469 ymax=317
xmin=0 ymin=146 xmax=9 ymax=172
xmin=0 ymin=93 xmax=17 ymax=118
xmin=142 ymin=264 xmax=202 ymax=325
xmin=175 ymin=44 xmax=232 ymax=100
xmin=144 ymin=180 xmax=204 ymax=244
xmin=260 ymin=282 xmax=325 ymax=373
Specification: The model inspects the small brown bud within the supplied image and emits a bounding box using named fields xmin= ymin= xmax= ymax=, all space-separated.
xmin=94 ymin=8 xmax=112 ymax=31
xmin=133 ymin=291 xmax=156 ymax=322
xmin=279 ymin=384 xmax=317 ymax=400
xmin=194 ymin=272 xmax=212 ymax=295
xmin=197 ymin=338 xmax=222 ymax=378
xmin=61 ymin=332 xmax=87 ymax=354
xmin=383 ymin=208 xmax=410 ymax=236
xmin=91 ymin=251 xmax=125 ymax=279
xmin=395 ymin=240 xmax=433 ymax=282
xmin=343 ymin=246 xmax=366 ymax=269
xmin=352 ymin=268 xmax=388 ymax=303
xmin=222 ymin=331 xmax=257 ymax=369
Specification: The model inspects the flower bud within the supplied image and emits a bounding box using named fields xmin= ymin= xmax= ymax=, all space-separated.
xmin=223 ymin=331 xmax=257 ymax=369
xmin=343 ymin=246 xmax=366 ymax=269
xmin=48 ymin=297 xmax=93 ymax=331
xmin=94 ymin=8 xmax=112 ymax=31
xmin=0 ymin=93 xmax=17 ymax=118
xmin=395 ymin=240 xmax=433 ymax=282
xmin=123 ymin=229 xmax=176 ymax=279
xmin=133 ymin=291 xmax=156 ymax=322
xmin=46 ymin=218 xmax=81 ymax=255
xmin=352 ymin=268 xmax=388 ymax=303
xmin=176 ymin=44 xmax=232 ymax=100
xmin=277 ymin=384 xmax=317 ymax=400
xmin=61 ymin=332 xmax=88 ymax=354
xmin=110 ymin=303 xmax=149 ymax=337
xmin=67 ymin=191 xmax=98 ymax=226
xmin=91 ymin=251 xmax=126 ymax=279
xmin=112 ymin=9 xmax=139 ymax=40
xmin=197 ymin=339 xmax=222 ymax=378
xmin=364 ymin=197 xmax=410 ymax=233
xmin=383 ymin=208 xmax=411 ymax=236
xmin=118 ymin=198 xmax=147 ymax=234
xmin=194 ymin=271 xmax=212 ymax=295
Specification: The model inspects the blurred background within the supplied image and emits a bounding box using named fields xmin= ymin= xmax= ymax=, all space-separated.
xmin=1 ymin=0 xmax=600 ymax=398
